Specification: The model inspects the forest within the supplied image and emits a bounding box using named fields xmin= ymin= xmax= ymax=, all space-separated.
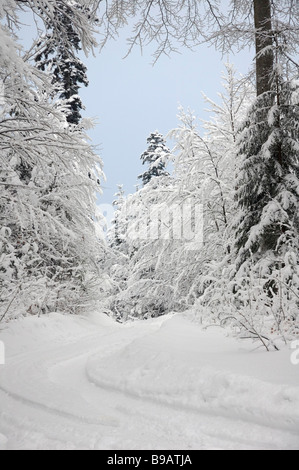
xmin=0 ymin=0 xmax=299 ymax=451
xmin=1 ymin=0 xmax=298 ymax=351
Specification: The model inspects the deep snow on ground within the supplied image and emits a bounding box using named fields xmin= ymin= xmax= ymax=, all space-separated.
xmin=0 ymin=311 xmax=298 ymax=450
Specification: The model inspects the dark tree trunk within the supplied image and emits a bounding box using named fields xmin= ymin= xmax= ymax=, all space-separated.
xmin=253 ymin=0 xmax=274 ymax=96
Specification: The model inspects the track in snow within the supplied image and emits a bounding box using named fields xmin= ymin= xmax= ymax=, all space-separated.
xmin=0 ymin=312 xmax=298 ymax=450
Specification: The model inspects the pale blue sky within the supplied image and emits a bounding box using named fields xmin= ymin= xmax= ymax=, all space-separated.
xmin=19 ymin=11 xmax=253 ymax=205
xmin=80 ymin=30 xmax=252 ymax=204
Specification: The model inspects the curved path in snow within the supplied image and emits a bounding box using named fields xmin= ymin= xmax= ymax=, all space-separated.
xmin=0 ymin=313 xmax=298 ymax=450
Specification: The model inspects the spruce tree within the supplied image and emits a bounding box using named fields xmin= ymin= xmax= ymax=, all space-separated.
xmin=231 ymin=76 xmax=299 ymax=342
xmin=235 ymin=78 xmax=299 ymax=268
xmin=35 ymin=1 xmax=89 ymax=125
xmin=138 ymin=131 xmax=170 ymax=186
xmin=111 ymin=185 xmax=126 ymax=247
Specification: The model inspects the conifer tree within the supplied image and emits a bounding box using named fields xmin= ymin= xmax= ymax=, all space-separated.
xmin=138 ymin=131 xmax=170 ymax=186
xmin=235 ymin=78 xmax=299 ymax=269
xmin=0 ymin=0 xmax=103 ymax=320
xmin=111 ymin=185 xmax=126 ymax=247
xmin=227 ymin=75 xmax=299 ymax=345
xmin=34 ymin=1 xmax=90 ymax=125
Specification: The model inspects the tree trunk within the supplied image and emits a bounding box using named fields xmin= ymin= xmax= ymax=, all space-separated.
xmin=253 ymin=0 xmax=274 ymax=96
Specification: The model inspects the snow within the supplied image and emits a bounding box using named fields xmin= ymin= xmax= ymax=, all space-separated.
xmin=0 ymin=312 xmax=298 ymax=450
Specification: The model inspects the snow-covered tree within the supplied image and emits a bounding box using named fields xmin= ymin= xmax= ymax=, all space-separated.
xmin=110 ymin=185 xmax=126 ymax=247
xmin=197 ymin=69 xmax=299 ymax=349
xmin=108 ymin=176 xmax=183 ymax=320
xmin=0 ymin=0 xmax=104 ymax=320
xmin=138 ymin=131 xmax=170 ymax=186
xmin=168 ymin=64 xmax=253 ymax=266
xmin=108 ymin=65 xmax=252 ymax=321
xmin=34 ymin=1 xmax=91 ymax=124
xmin=230 ymin=76 xmax=299 ymax=342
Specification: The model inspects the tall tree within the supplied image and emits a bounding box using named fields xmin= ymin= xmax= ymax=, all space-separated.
xmin=0 ymin=0 xmax=103 ymax=320
xmin=253 ymin=0 xmax=274 ymax=95
xmin=234 ymin=77 xmax=299 ymax=270
xmin=225 ymin=70 xmax=299 ymax=347
xmin=111 ymin=184 xmax=126 ymax=247
xmin=34 ymin=1 xmax=90 ymax=124
xmin=138 ymin=131 xmax=170 ymax=186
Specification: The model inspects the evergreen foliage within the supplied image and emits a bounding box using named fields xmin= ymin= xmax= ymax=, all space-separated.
xmin=34 ymin=1 xmax=91 ymax=124
xmin=235 ymin=80 xmax=299 ymax=267
xmin=0 ymin=0 xmax=103 ymax=320
xmin=138 ymin=131 xmax=170 ymax=186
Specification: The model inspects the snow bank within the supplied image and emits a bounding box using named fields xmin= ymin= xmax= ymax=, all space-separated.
xmin=87 ymin=314 xmax=299 ymax=432
xmin=0 ymin=311 xmax=117 ymax=357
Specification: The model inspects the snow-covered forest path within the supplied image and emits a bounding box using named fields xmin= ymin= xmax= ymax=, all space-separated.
xmin=0 ymin=313 xmax=298 ymax=450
